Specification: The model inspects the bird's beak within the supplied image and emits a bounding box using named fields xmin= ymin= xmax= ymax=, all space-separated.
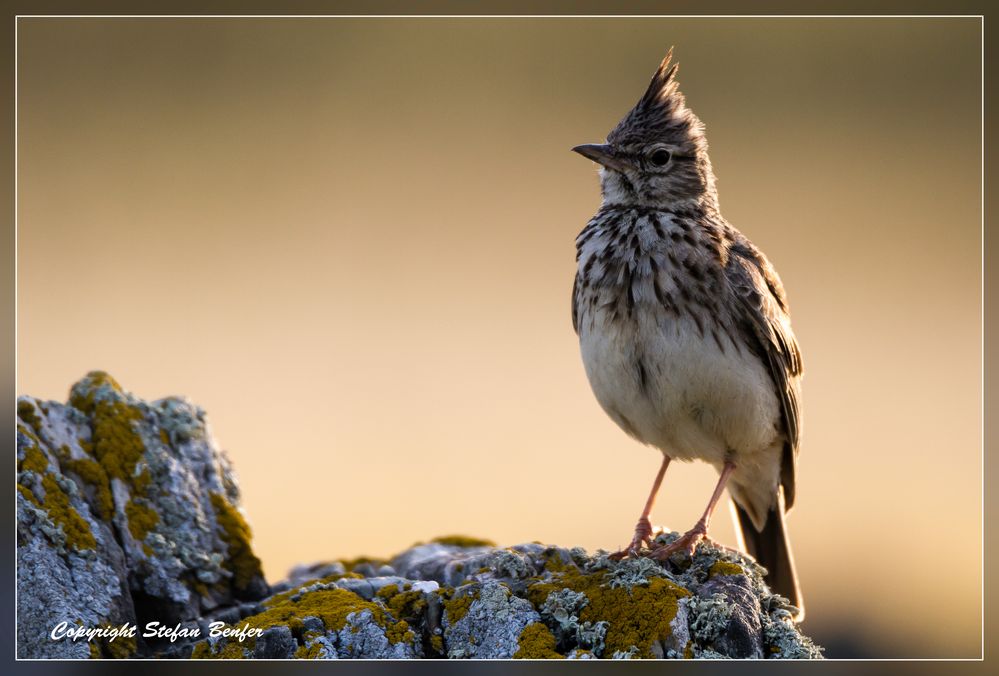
xmin=572 ymin=143 xmax=630 ymax=172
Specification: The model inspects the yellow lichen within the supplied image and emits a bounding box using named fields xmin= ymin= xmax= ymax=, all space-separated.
xmin=17 ymin=484 xmax=40 ymax=506
xmin=526 ymin=566 xmax=689 ymax=658
xmin=62 ymin=458 xmax=113 ymax=521
xmin=375 ymin=584 xmax=399 ymax=599
xmin=708 ymin=561 xmax=743 ymax=578
xmin=386 ymin=619 xmax=415 ymax=645
xmin=261 ymin=574 xmax=343 ymax=608
xmin=40 ymin=473 xmax=97 ymax=551
xmin=377 ymin=584 xmax=428 ymax=630
xmin=431 ymin=535 xmax=496 ymax=548
xmin=88 ymin=399 xmax=146 ymax=484
xmin=443 ymin=590 xmax=477 ymax=624
xmin=19 ymin=446 xmax=96 ymax=550
xmin=430 ymin=634 xmax=444 ymax=654
xmin=71 ymin=376 xmax=159 ymax=540
xmin=101 ymin=634 xmax=137 ymax=659
xmin=18 ymin=445 xmax=49 ymax=475
xmin=17 ymin=400 xmax=44 ymax=435
xmin=295 ymin=641 xmax=327 ymax=659
xmin=210 ymin=492 xmax=263 ymax=593
xmin=191 ymin=642 xmax=212 ymax=659
xmin=195 ymin=587 xmax=408 ymax=659
xmin=125 ymin=498 xmax=160 ymax=542
xmin=68 ymin=371 xmax=123 ymax=414
xmin=337 ymin=556 xmax=386 ymax=573
xmin=514 ymin=622 xmax=563 ymax=659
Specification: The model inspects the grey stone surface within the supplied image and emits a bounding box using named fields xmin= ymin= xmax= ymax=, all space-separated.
xmin=442 ymin=581 xmax=542 ymax=658
xmin=254 ymin=625 xmax=297 ymax=659
xmin=16 ymin=373 xmax=268 ymax=658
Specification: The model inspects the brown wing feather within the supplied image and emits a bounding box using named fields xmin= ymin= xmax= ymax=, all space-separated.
xmin=571 ymin=273 xmax=580 ymax=335
xmin=726 ymin=239 xmax=803 ymax=509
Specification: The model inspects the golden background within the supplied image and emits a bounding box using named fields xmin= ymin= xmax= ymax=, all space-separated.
xmin=16 ymin=18 xmax=981 ymax=657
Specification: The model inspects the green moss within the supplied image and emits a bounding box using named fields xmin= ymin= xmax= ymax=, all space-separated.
xmin=526 ymin=565 xmax=689 ymax=658
xmin=431 ymin=535 xmax=496 ymax=548
xmin=89 ymin=643 xmax=101 ymax=659
xmin=210 ymin=492 xmax=263 ymax=593
xmin=514 ymin=622 xmax=563 ymax=659
xmin=708 ymin=561 xmax=744 ymax=578
xmin=125 ymin=498 xmax=160 ymax=542
xmin=62 ymin=458 xmax=113 ymax=521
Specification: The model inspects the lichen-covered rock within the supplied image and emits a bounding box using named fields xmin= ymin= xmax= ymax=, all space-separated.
xmin=17 ymin=373 xmax=822 ymax=660
xmin=17 ymin=425 xmax=135 ymax=658
xmin=442 ymin=581 xmax=542 ymax=658
xmin=187 ymin=535 xmax=822 ymax=660
xmin=16 ymin=372 xmax=268 ymax=658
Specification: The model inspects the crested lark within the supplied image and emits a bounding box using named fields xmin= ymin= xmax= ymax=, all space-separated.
xmin=571 ymin=49 xmax=804 ymax=617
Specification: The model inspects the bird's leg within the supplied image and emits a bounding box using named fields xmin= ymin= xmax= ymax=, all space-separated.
xmin=609 ymin=455 xmax=671 ymax=560
xmin=651 ymin=460 xmax=736 ymax=561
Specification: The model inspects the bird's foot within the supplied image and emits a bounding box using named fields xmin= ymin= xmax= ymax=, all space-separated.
xmin=608 ymin=516 xmax=657 ymax=561
xmin=649 ymin=520 xmax=709 ymax=561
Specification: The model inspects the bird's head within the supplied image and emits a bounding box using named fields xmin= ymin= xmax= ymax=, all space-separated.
xmin=573 ymin=48 xmax=718 ymax=209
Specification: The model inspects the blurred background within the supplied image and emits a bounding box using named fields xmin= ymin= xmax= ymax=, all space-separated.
xmin=16 ymin=17 xmax=981 ymax=658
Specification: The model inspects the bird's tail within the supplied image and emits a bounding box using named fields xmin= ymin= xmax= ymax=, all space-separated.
xmin=731 ymin=491 xmax=804 ymax=621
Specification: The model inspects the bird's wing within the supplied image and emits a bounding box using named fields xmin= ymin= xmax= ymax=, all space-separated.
xmin=726 ymin=240 xmax=803 ymax=509
xmin=571 ymin=273 xmax=580 ymax=335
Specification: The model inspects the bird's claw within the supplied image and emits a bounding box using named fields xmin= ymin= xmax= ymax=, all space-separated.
xmin=649 ymin=521 xmax=709 ymax=561
xmin=609 ymin=516 xmax=656 ymax=561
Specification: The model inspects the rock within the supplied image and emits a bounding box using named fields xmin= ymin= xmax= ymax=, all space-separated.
xmin=16 ymin=372 xmax=268 ymax=658
xmin=442 ymin=581 xmax=542 ymax=658
xmin=191 ymin=535 xmax=822 ymax=660
xmin=253 ymin=626 xmax=296 ymax=659
xmin=17 ymin=373 xmax=822 ymax=660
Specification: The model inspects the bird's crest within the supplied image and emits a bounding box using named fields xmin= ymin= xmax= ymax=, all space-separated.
xmin=608 ymin=47 xmax=702 ymax=149
xmin=638 ymin=47 xmax=681 ymax=111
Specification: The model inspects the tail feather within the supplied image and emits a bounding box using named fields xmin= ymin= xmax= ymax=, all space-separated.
xmin=731 ymin=492 xmax=804 ymax=621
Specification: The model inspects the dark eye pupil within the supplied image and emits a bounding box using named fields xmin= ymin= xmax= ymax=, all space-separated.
xmin=650 ymin=149 xmax=671 ymax=166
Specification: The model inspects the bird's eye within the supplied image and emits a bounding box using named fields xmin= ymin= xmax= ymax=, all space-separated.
xmin=649 ymin=148 xmax=672 ymax=167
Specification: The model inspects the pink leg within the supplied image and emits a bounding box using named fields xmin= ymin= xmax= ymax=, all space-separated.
xmin=609 ymin=455 xmax=671 ymax=560
xmin=651 ymin=461 xmax=736 ymax=560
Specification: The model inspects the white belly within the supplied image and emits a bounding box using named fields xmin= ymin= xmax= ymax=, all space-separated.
xmin=579 ymin=311 xmax=782 ymax=465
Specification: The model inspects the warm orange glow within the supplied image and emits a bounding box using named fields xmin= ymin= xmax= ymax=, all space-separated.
xmin=16 ymin=18 xmax=981 ymax=657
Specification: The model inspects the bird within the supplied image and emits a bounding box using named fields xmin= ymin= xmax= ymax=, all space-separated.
xmin=570 ymin=48 xmax=804 ymax=618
